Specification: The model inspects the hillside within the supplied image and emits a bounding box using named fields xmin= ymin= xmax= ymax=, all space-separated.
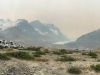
xmin=65 ymin=29 xmax=100 ymax=49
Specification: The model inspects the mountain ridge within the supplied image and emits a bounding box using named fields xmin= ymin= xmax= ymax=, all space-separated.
xmin=0 ymin=19 xmax=70 ymax=46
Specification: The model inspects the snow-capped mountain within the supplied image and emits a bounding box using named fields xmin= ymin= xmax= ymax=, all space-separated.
xmin=30 ymin=20 xmax=69 ymax=42
xmin=30 ymin=20 xmax=60 ymax=35
xmin=0 ymin=19 xmax=14 ymax=30
xmin=0 ymin=19 xmax=70 ymax=46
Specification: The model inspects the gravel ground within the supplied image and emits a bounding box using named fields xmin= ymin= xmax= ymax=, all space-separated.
xmin=0 ymin=59 xmax=99 ymax=75
xmin=0 ymin=49 xmax=100 ymax=75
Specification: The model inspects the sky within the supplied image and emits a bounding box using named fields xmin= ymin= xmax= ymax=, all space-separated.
xmin=0 ymin=0 xmax=100 ymax=41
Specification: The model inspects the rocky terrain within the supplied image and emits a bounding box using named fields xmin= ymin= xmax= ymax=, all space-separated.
xmin=0 ymin=59 xmax=99 ymax=75
xmin=0 ymin=47 xmax=100 ymax=75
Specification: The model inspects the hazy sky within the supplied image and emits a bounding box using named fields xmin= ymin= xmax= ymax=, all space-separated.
xmin=0 ymin=0 xmax=100 ymax=40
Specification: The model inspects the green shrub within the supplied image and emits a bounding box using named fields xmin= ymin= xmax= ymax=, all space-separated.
xmin=6 ymin=51 xmax=34 ymax=60
xmin=57 ymin=56 xmax=76 ymax=61
xmin=88 ymin=52 xmax=97 ymax=58
xmin=35 ymin=51 xmax=46 ymax=55
xmin=33 ymin=51 xmax=46 ymax=57
xmin=82 ymin=52 xmax=87 ymax=55
xmin=33 ymin=53 xmax=41 ymax=57
xmin=0 ymin=45 xmax=3 ymax=49
xmin=97 ymin=59 xmax=100 ymax=62
xmin=61 ymin=55 xmax=66 ymax=57
xmin=66 ymin=51 xmax=73 ymax=54
xmin=91 ymin=64 xmax=100 ymax=72
xmin=43 ymin=49 xmax=49 ymax=53
xmin=35 ymin=58 xmax=49 ymax=62
xmin=83 ymin=59 xmax=86 ymax=61
xmin=68 ymin=66 xmax=81 ymax=74
xmin=52 ymin=51 xmax=62 ymax=55
xmin=25 ymin=46 xmax=41 ymax=51
xmin=59 ymin=49 xmax=73 ymax=54
xmin=0 ymin=53 xmax=10 ymax=60
xmin=91 ymin=56 xmax=97 ymax=58
xmin=59 ymin=49 xmax=67 ymax=54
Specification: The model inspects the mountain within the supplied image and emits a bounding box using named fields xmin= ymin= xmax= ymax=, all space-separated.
xmin=2 ymin=19 xmax=39 ymax=45
xmin=30 ymin=20 xmax=69 ymax=43
xmin=0 ymin=19 xmax=70 ymax=46
xmin=65 ymin=29 xmax=100 ymax=49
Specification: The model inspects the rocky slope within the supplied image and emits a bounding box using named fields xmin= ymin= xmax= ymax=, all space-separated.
xmin=65 ymin=29 xmax=100 ymax=49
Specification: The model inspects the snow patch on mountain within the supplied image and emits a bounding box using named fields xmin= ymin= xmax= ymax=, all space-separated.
xmin=49 ymin=28 xmax=59 ymax=35
xmin=0 ymin=19 xmax=19 ymax=30
xmin=53 ymin=41 xmax=71 ymax=45
xmin=35 ymin=28 xmax=45 ymax=35
xmin=35 ymin=28 xmax=49 ymax=35
xmin=0 ymin=22 xmax=13 ymax=30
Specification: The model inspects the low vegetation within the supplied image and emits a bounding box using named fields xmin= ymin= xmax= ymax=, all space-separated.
xmin=91 ymin=64 xmax=100 ymax=72
xmin=52 ymin=51 xmax=62 ymax=55
xmin=97 ymin=59 xmax=100 ymax=62
xmin=57 ymin=56 xmax=76 ymax=61
xmin=88 ymin=52 xmax=97 ymax=58
xmin=33 ymin=53 xmax=41 ymax=57
xmin=6 ymin=48 xmax=14 ymax=51
xmin=59 ymin=49 xmax=67 ymax=54
xmin=68 ymin=66 xmax=82 ymax=74
xmin=0 ymin=45 xmax=3 ymax=49
xmin=52 ymin=49 xmax=73 ymax=55
xmin=33 ymin=50 xmax=46 ymax=57
xmin=35 ymin=58 xmax=49 ymax=62
xmin=0 ymin=46 xmax=100 ymax=74
xmin=6 ymin=51 xmax=34 ymax=60
xmin=82 ymin=52 xmax=87 ymax=55
xmin=43 ymin=49 xmax=49 ymax=53
xmin=35 ymin=51 xmax=46 ymax=55
xmin=0 ymin=53 xmax=10 ymax=60
xmin=59 ymin=49 xmax=73 ymax=54
xmin=24 ymin=46 xmax=42 ymax=51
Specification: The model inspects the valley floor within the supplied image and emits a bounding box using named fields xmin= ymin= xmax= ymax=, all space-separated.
xmin=0 ymin=48 xmax=100 ymax=75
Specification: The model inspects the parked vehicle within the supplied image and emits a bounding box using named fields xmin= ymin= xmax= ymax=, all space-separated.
xmin=0 ymin=40 xmax=4 ymax=47
xmin=0 ymin=39 xmax=21 ymax=48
